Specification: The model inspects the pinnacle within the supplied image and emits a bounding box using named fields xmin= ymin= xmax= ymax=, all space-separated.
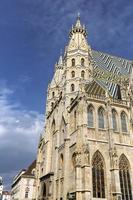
xmin=75 ymin=12 xmax=82 ymax=28
xmin=69 ymin=14 xmax=88 ymax=38
xmin=58 ymin=55 xmax=63 ymax=66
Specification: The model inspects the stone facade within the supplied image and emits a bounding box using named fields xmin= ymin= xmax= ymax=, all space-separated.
xmin=35 ymin=16 xmax=133 ymax=200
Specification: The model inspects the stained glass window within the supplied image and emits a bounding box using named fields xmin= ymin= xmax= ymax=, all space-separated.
xmin=92 ymin=151 xmax=105 ymax=198
xmin=87 ymin=106 xmax=94 ymax=127
xmin=121 ymin=112 xmax=127 ymax=133
xmin=119 ymin=155 xmax=132 ymax=200
xmin=98 ymin=107 xmax=105 ymax=129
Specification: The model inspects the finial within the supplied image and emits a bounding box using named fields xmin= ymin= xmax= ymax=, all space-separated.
xmin=77 ymin=12 xmax=80 ymax=20
xmin=58 ymin=50 xmax=63 ymax=66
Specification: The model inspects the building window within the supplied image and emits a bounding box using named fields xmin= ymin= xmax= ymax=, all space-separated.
xmin=72 ymin=153 xmax=76 ymax=168
xmin=72 ymin=58 xmax=75 ymax=66
xmin=121 ymin=112 xmax=127 ymax=132
xmin=25 ymin=191 xmax=28 ymax=198
xmin=81 ymin=70 xmax=85 ymax=79
xmin=119 ymin=154 xmax=132 ymax=200
xmin=92 ymin=151 xmax=105 ymax=198
xmin=60 ymin=154 xmax=64 ymax=169
xmin=71 ymin=71 xmax=75 ymax=78
xmin=98 ymin=107 xmax=105 ymax=129
xmin=81 ymin=58 xmax=85 ymax=66
xmin=71 ymin=84 xmax=75 ymax=92
xmin=74 ymin=110 xmax=77 ymax=130
xmin=87 ymin=106 xmax=94 ymax=127
xmin=52 ymin=91 xmax=55 ymax=98
xmin=112 ymin=109 xmax=117 ymax=131
xmin=43 ymin=183 xmax=46 ymax=197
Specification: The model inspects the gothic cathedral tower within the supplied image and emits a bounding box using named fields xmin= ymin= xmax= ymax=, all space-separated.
xmin=36 ymin=16 xmax=133 ymax=200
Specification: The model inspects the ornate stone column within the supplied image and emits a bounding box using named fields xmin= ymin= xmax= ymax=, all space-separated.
xmin=82 ymin=143 xmax=91 ymax=200
xmin=63 ymin=138 xmax=70 ymax=199
xmin=110 ymin=147 xmax=121 ymax=200
xmin=105 ymin=94 xmax=122 ymax=200
xmin=75 ymin=149 xmax=82 ymax=200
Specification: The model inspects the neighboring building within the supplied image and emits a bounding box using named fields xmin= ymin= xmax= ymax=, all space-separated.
xmin=2 ymin=191 xmax=11 ymax=200
xmin=0 ymin=177 xmax=3 ymax=200
xmin=11 ymin=160 xmax=36 ymax=200
xmin=35 ymin=15 xmax=133 ymax=200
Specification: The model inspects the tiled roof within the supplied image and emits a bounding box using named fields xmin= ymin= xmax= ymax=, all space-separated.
xmin=23 ymin=160 xmax=36 ymax=176
xmin=91 ymin=50 xmax=132 ymax=98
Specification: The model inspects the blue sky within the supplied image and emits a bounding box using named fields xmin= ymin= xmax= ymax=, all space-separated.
xmin=0 ymin=0 xmax=133 ymax=190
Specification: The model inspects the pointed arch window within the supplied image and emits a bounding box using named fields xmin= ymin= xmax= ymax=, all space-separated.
xmin=71 ymin=71 xmax=75 ymax=78
xmin=119 ymin=155 xmax=132 ymax=200
xmin=52 ymin=91 xmax=55 ymax=98
xmin=98 ymin=107 xmax=105 ymax=129
xmin=81 ymin=70 xmax=85 ymax=79
xmin=74 ymin=110 xmax=77 ymax=130
xmin=72 ymin=58 xmax=75 ymax=66
xmin=92 ymin=151 xmax=105 ymax=198
xmin=87 ymin=105 xmax=94 ymax=127
xmin=112 ymin=109 xmax=117 ymax=131
xmin=42 ymin=183 xmax=46 ymax=197
xmin=121 ymin=112 xmax=127 ymax=133
xmin=81 ymin=58 xmax=85 ymax=66
xmin=71 ymin=84 xmax=75 ymax=92
xmin=60 ymin=154 xmax=64 ymax=170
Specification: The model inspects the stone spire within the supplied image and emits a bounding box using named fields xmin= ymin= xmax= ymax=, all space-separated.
xmin=69 ymin=14 xmax=87 ymax=38
xmin=58 ymin=55 xmax=63 ymax=66
xmin=55 ymin=51 xmax=63 ymax=71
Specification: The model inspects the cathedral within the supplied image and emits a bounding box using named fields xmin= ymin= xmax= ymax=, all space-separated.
xmin=35 ymin=16 xmax=133 ymax=200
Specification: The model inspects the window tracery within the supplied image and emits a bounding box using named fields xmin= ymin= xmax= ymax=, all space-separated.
xmin=119 ymin=155 xmax=132 ymax=200
xmin=121 ymin=112 xmax=127 ymax=132
xmin=87 ymin=106 xmax=94 ymax=127
xmin=92 ymin=151 xmax=105 ymax=198
xmin=98 ymin=107 xmax=105 ymax=129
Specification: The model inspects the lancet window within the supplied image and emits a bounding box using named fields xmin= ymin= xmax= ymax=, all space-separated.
xmin=119 ymin=155 xmax=132 ymax=200
xmin=92 ymin=151 xmax=105 ymax=198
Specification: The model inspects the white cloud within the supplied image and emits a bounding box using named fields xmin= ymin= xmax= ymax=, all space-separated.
xmin=0 ymin=86 xmax=44 ymax=189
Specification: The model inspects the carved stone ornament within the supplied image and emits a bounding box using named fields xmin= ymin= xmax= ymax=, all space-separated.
xmin=130 ymin=118 xmax=133 ymax=126
xmin=84 ymin=143 xmax=90 ymax=165
xmin=111 ymin=147 xmax=118 ymax=169
xmin=75 ymin=147 xmax=82 ymax=166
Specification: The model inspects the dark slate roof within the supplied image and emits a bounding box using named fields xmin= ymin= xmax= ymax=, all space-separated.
xmin=91 ymin=50 xmax=133 ymax=98
xmin=2 ymin=191 xmax=11 ymax=195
